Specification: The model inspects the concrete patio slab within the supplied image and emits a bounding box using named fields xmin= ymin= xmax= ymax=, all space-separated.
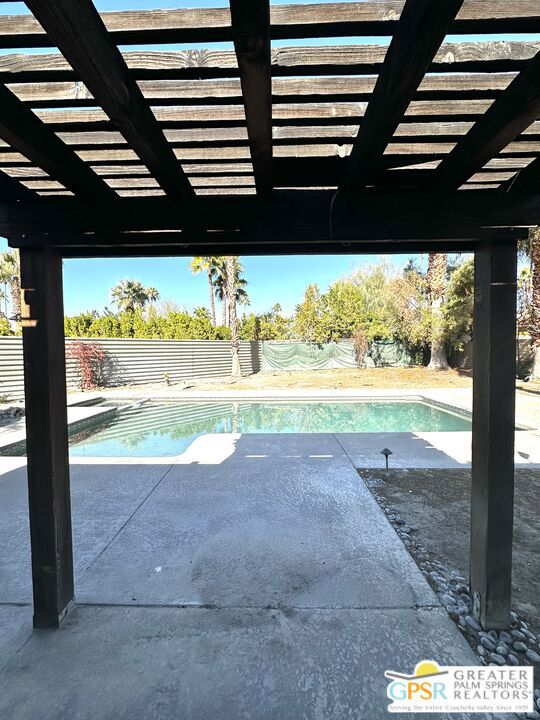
xmin=76 ymin=435 xmax=436 ymax=608
xmin=0 ymin=604 xmax=489 ymax=720
xmin=0 ymin=432 xmax=502 ymax=719
xmin=0 ymin=461 xmax=174 ymax=603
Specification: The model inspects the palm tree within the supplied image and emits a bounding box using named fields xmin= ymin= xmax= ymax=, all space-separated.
xmin=146 ymin=286 xmax=160 ymax=314
xmin=110 ymin=279 xmax=149 ymax=312
xmin=226 ymin=256 xmax=241 ymax=379
xmin=528 ymin=227 xmax=540 ymax=379
xmin=426 ymin=253 xmax=449 ymax=370
xmin=190 ymin=256 xmax=218 ymax=326
xmin=213 ymin=257 xmax=249 ymax=326
xmin=0 ymin=250 xmax=21 ymax=321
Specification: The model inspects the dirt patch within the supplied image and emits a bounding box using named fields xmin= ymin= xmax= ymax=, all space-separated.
xmin=360 ymin=468 xmax=540 ymax=630
xmin=192 ymin=367 xmax=473 ymax=391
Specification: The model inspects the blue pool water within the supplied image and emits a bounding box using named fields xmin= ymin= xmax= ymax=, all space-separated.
xmin=69 ymin=400 xmax=471 ymax=457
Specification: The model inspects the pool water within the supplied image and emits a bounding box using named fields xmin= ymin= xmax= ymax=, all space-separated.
xmin=70 ymin=400 xmax=471 ymax=457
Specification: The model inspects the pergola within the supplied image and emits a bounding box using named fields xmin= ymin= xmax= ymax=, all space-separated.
xmin=0 ymin=0 xmax=537 ymax=631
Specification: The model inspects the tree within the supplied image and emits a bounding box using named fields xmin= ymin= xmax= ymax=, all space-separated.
xmin=212 ymin=257 xmax=249 ymax=326
xmin=110 ymin=279 xmax=149 ymax=313
xmin=146 ymin=286 xmax=160 ymax=314
xmin=293 ymin=284 xmax=327 ymax=343
xmin=226 ymin=256 xmax=241 ymax=378
xmin=442 ymin=258 xmax=474 ymax=351
xmin=190 ymin=256 xmax=219 ymax=326
xmin=528 ymin=227 xmax=540 ymax=379
xmin=426 ymin=253 xmax=449 ymax=370
xmin=0 ymin=250 xmax=21 ymax=321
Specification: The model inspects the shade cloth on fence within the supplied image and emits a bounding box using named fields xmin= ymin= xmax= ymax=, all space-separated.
xmin=261 ymin=341 xmax=356 ymax=371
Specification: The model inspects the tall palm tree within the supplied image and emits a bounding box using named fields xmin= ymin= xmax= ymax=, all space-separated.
xmin=213 ymin=257 xmax=249 ymax=326
xmin=110 ymin=279 xmax=149 ymax=312
xmin=190 ymin=256 xmax=218 ymax=326
xmin=226 ymin=256 xmax=241 ymax=379
xmin=146 ymin=286 xmax=160 ymax=314
xmin=528 ymin=227 xmax=540 ymax=378
xmin=426 ymin=253 xmax=449 ymax=370
xmin=0 ymin=250 xmax=21 ymax=321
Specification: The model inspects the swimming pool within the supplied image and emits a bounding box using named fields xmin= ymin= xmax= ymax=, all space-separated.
xmin=69 ymin=399 xmax=471 ymax=457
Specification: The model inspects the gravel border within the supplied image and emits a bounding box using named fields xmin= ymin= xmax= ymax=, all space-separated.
xmin=365 ymin=477 xmax=540 ymax=719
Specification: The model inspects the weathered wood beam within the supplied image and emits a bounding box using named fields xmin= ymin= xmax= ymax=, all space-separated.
xmin=57 ymin=238 xmax=478 ymax=258
xmin=10 ymin=120 xmax=533 ymax=151
xmin=339 ymin=0 xmax=464 ymax=199
xmin=24 ymin=0 xmax=198 ymax=221
xmin=9 ymin=74 xmax=516 ymax=109
xmin=4 ymin=190 xmax=535 ymax=244
xmin=230 ymin=0 xmax=272 ymax=197
xmin=20 ymin=99 xmax=500 ymax=130
xmin=20 ymin=246 xmax=74 ymax=628
xmin=434 ymin=50 xmax=540 ymax=190
xmin=0 ymin=83 xmax=116 ymax=206
xmin=2 ymin=2 xmax=538 ymax=48
xmin=470 ymin=239 xmax=517 ymax=629
xmin=502 ymin=155 xmax=540 ymax=193
xmin=1 ymin=42 xmax=538 ymax=82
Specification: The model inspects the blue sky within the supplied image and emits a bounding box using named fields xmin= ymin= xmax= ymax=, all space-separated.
xmin=0 ymin=237 xmax=418 ymax=315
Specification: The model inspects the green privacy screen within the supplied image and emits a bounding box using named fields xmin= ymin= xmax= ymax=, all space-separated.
xmin=261 ymin=341 xmax=414 ymax=371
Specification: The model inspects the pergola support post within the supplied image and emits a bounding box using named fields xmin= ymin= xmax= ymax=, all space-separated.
xmin=470 ymin=238 xmax=517 ymax=629
xmin=20 ymin=247 xmax=74 ymax=628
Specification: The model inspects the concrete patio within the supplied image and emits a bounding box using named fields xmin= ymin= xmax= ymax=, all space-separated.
xmin=0 ymin=432 xmax=505 ymax=720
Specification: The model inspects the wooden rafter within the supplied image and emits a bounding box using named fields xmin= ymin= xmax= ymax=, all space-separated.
xmin=338 ymin=0 xmax=464 ymax=199
xmin=503 ymin=156 xmax=540 ymax=194
xmin=434 ymin=50 xmax=540 ymax=191
xmin=24 ymin=0 xmax=199 ymax=222
xmin=230 ymin=0 xmax=272 ymax=197
xmin=0 ymin=83 xmax=116 ymax=206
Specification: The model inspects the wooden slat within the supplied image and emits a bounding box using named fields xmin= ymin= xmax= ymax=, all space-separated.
xmin=434 ymin=50 xmax=540 ymax=190
xmin=339 ymin=0 xmax=464 ymax=198
xmin=25 ymin=0 xmax=198 ymax=221
xmin=27 ymin=100 xmax=496 ymax=134
xmin=230 ymin=0 xmax=272 ymax=197
xmin=6 ymin=121 xmax=530 ymax=152
xmin=1 ymin=42 xmax=538 ymax=82
xmin=1 ymin=2 xmax=538 ymax=48
xmin=0 ymin=83 xmax=116 ymax=204
xmin=8 ymin=74 xmax=516 ymax=108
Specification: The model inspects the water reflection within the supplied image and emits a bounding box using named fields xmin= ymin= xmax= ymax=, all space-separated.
xmin=69 ymin=401 xmax=471 ymax=458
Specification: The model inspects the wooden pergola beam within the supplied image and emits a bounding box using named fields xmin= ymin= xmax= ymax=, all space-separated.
xmin=3 ymin=190 xmax=535 ymax=245
xmin=0 ymin=83 xmax=116 ymax=205
xmin=502 ymin=155 xmax=540 ymax=194
xmin=339 ymin=0 xmax=464 ymax=199
xmin=24 ymin=0 xmax=199 ymax=221
xmin=230 ymin=0 xmax=272 ymax=197
xmin=2 ymin=41 xmax=538 ymax=83
xmin=434 ymin=50 xmax=540 ymax=190
xmin=2 ymin=2 xmax=539 ymax=48
xmin=9 ymin=74 xmax=516 ymax=109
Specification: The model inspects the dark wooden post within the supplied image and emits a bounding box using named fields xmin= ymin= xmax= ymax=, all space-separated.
xmin=470 ymin=239 xmax=517 ymax=629
xmin=20 ymin=247 xmax=74 ymax=628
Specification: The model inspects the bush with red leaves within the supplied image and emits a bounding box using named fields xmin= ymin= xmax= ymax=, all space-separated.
xmin=67 ymin=340 xmax=105 ymax=390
